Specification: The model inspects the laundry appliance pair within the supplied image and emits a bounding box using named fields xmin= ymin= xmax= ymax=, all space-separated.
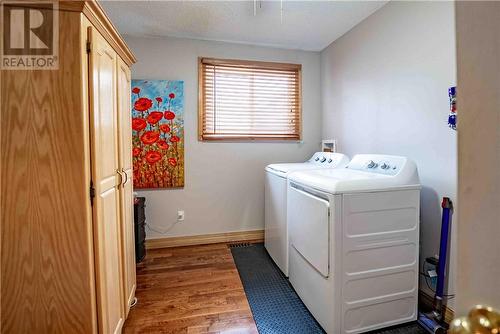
xmin=265 ymin=153 xmax=421 ymax=333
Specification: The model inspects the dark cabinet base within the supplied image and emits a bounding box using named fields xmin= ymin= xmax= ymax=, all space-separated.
xmin=134 ymin=197 xmax=146 ymax=262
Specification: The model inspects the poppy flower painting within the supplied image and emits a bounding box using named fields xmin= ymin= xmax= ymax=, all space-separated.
xmin=131 ymin=80 xmax=184 ymax=188
xmin=140 ymin=131 xmax=160 ymax=145
xmin=164 ymin=111 xmax=175 ymax=120
xmin=159 ymin=124 xmax=170 ymax=133
xmin=134 ymin=97 xmax=153 ymax=112
xmin=157 ymin=140 xmax=169 ymax=150
xmin=132 ymin=118 xmax=147 ymax=131
xmin=147 ymin=111 xmax=164 ymax=125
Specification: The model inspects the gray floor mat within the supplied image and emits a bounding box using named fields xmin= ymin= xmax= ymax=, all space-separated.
xmin=231 ymin=243 xmax=427 ymax=334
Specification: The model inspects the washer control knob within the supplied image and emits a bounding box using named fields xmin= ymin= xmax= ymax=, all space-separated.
xmin=327 ymin=158 xmax=333 ymax=163
xmin=320 ymin=157 xmax=327 ymax=163
xmin=381 ymin=163 xmax=390 ymax=170
xmin=315 ymin=157 xmax=320 ymax=161
xmin=367 ymin=160 xmax=377 ymax=168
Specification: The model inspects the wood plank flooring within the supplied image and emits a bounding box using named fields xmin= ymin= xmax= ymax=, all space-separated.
xmin=123 ymin=243 xmax=258 ymax=333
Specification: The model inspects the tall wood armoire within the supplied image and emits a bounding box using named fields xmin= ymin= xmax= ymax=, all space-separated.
xmin=1 ymin=2 xmax=137 ymax=333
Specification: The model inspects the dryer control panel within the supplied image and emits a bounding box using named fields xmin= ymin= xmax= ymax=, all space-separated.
xmin=308 ymin=152 xmax=348 ymax=167
xmin=346 ymin=154 xmax=409 ymax=176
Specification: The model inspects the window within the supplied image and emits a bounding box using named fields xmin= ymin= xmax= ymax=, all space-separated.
xmin=199 ymin=57 xmax=302 ymax=141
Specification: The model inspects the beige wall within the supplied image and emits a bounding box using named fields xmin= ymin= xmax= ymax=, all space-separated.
xmin=455 ymin=1 xmax=500 ymax=315
xmin=320 ymin=1 xmax=458 ymax=307
xmin=126 ymin=36 xmax=322 ymax=239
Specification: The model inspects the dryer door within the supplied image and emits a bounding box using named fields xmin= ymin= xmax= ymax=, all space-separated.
xmin=288 ymin=184 xmax=330 ymax=277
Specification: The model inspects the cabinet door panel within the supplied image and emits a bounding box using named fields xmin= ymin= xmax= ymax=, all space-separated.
xmin=118 ymin=59 xmax=133 ymax=172
xmin=117 ymin=56 xmax=136 ymax=315
xmin=88 ymin=26 xmax=124 ymax=334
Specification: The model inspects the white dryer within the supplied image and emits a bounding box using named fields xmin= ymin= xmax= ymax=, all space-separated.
xmin=265 ymin=152 xmax=349 ymax=276
xmin=287 ymin=154 xmax=421 ymax=333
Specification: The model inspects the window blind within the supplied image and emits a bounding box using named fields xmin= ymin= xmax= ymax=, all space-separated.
xmin=199 ymin=58 xmax=301 ymax=141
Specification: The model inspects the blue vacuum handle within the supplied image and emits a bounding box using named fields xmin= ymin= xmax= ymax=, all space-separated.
xmin=436 ymin=197 xmax=453 ymax=299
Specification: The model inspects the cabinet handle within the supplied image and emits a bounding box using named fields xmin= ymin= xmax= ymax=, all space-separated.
xmin=116 ymin=169 xmax=123 ymax=187
xmin=122 ymin=168 xmax=128 ymax=186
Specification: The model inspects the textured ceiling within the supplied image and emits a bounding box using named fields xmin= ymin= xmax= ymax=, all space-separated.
xmin=101 ymin=1 xmax=388 ymax=51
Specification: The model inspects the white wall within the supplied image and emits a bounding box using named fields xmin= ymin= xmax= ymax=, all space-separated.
xmin=126 ymin=36 xmax=322 ymax=238
xmin=320 ymin=1 xmax=457 ymax=307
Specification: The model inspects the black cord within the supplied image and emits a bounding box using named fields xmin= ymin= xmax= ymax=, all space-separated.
xmin=422 ymin=261 xmax=455 ymax=299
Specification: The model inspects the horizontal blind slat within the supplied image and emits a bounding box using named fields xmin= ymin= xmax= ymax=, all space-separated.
xmin=203 ymin=65 xmax=300 ymax=76
xmin=204 ymin=85 xmax=298 ymax=93
xmin=204 ymin=112 xmax=299 ymax=118
xmin=204 ymin=74 xmax=298 ymax=82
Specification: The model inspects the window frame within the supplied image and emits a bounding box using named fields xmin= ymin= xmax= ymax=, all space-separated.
xmin=198 ymin=57 xmax=302 ymax=141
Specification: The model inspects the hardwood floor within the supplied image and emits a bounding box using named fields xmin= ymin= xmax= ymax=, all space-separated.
xmin=123 ymin=243 xmax=258 ymax=333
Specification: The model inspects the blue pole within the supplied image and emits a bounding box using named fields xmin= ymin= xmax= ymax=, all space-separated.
xmin=417 ymin=197 xmax=453 ymax=332
xmin=435 ymin=197 xmax=453 ymax=309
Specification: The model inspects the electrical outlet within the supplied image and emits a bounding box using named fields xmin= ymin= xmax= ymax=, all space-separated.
xmin=177 ymin=210 xmax=185 ymax=222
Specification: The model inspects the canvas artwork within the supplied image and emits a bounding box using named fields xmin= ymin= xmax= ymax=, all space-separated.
xmin=131 ymin=80 xmax=184 ymax=188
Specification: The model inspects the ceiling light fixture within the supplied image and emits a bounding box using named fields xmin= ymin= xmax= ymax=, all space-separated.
xmin=253 ymin=0 xmax=284 ymax=24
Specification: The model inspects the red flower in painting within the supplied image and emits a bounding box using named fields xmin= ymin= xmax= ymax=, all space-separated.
xmin=159 ymin=124 xmax=170 ymax=133
xmin=132 ymin=147 xmax=142 ymax=157
xmin=169 ymin=93 xmax=175 ymax=99
xmin=147 ymin=111 xmax=164 ymax=125
xmin=168 ymin=157 xmax=177 ymax=166
xmin=170 ymin=135 xmax=180 ymax=143
xmin=134 ymin=97 xmax=153 ymax=111
xmin=164 ymin=111 xmax=175 ymax=120
xmin=157 ymin=140 xmax=169 ymax=150
xmin=156 ymin=97 xmax=163 ymax=103
xmin=132 ymin=87 xmax=140 ymax=94
xmin=141 ymin=131 xmax=160 ymax=145
xmin=132 ymin=117 xmax=147 ymax=131
xmin=145 ymin=151 xmax=162 ymax=164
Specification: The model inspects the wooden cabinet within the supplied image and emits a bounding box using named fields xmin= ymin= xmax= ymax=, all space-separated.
xmin=1 ymin=2 xmax=136 ymax=333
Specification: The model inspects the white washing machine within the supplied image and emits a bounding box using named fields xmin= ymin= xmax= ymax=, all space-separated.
xmin=265 ymin=152 xmax=350 ymax=276
xmin=287 ymin=154 xmax=421 ymax=333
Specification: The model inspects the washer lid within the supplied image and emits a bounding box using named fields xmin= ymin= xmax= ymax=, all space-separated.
xmin=265 ymin=152 xmax=349 ymax=177
xmin=288 ymin=154 xmax=420 ymax=194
